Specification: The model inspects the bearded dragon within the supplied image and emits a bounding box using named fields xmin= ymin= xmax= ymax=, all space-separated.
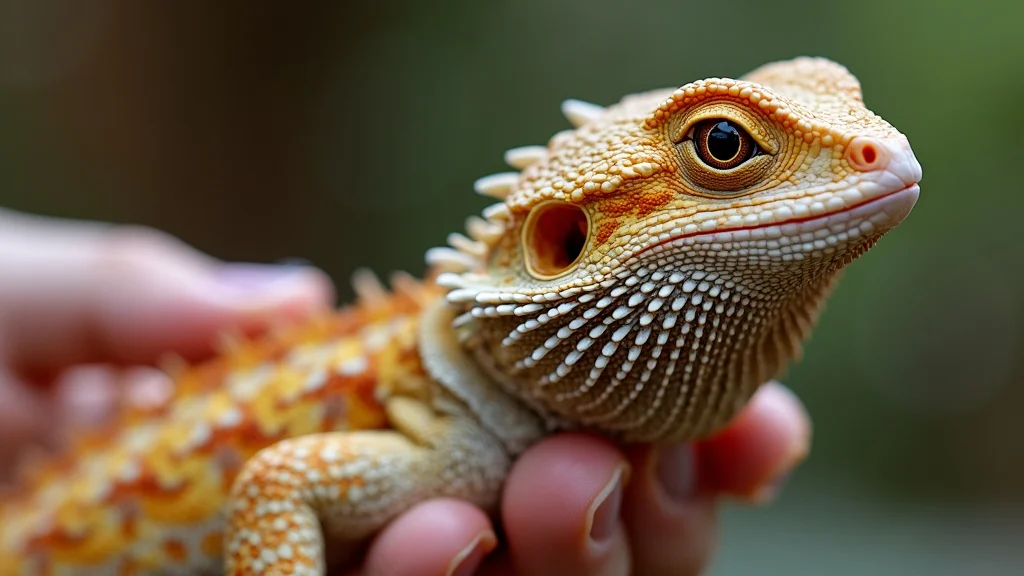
xmin=0 ymin=57 xmax=922 ymax=575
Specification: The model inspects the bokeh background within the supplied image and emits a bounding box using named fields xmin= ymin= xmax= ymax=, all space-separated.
xmin=1 ymin=0 xmax=1022 ymax=573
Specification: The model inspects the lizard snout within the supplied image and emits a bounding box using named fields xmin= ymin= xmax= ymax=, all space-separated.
xmin=846 ymin=135 xmax=923 ymax=188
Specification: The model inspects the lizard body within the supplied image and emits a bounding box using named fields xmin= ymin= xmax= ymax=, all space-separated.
xmin=0 ymin=57 xmax=921 ymax=575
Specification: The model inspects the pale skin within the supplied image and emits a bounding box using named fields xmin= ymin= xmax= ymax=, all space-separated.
xmin=0 ymin=210 xmax=810 ymax=575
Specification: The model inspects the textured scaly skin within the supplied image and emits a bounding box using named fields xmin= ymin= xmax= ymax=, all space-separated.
xmin=0 ymin=57 xmax=922 ymax=575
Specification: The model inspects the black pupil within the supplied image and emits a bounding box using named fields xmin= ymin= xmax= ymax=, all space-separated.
xmin=707 ymin=121 xmax=741 ymax=161
xmin=562 ymin=220 xmax=586 ymax=265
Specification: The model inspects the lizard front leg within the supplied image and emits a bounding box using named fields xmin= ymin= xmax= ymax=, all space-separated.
xmin=224 ymin=396 xmax=510 ymax=575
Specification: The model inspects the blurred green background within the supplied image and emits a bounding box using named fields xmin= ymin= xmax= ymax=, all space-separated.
xmin=1 ymin=0 xmax=1022 ymax=573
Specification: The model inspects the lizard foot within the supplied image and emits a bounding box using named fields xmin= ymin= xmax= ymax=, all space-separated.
xmin=223 ymin=396 xmax=509 ymax=575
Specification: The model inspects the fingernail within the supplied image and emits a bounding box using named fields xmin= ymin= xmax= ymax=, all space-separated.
xmin=587 ymin=464 xmax=628 ymax=544
xmin=446 ymin=530 xmax=497 ymax=576
xmin=214 ymin=263 xmax=307 ymax=295
xmin=655 ymin=443 xmax=696 ymax=502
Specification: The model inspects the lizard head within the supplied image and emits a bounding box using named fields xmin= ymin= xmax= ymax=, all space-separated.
xmin=430 ymin=57 xmax=921 ymax=443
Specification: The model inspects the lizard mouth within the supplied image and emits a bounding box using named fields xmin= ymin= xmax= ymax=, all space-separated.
xmin=634 ymin=182 xmax=920 ymax=260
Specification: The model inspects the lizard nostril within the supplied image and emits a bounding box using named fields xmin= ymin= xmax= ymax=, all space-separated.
xmin=861 ymin=145 xmax=876 ymax=164
xmin=845 ymin=136 xmax=890 ymax=172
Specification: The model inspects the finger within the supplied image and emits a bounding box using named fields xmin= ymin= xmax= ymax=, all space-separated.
xmin=361 ymin=498 xmax=496 ymax=576
xmin=0 ymin=211 xmax=334 ymax=376
xmin=697 ymin=381 xmax=811 ymax=502
xmin=501 ymin=433 xmax=632 ymax=576
xmin=620 ymin=443 xmax=717 ymax=576
xmin=618 ymin=381 xmax=810 ymax=575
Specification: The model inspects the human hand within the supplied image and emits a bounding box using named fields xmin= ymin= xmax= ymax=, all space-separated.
xmin=0 ymin=209 xmax=334 ymax=480
xmin=0 ymin=209 xmax=811 ymax=576
xmin=354 ymin=381 xmax=809 ymax=576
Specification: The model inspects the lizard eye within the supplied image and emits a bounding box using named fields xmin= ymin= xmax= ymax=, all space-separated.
xmin=522 ymin=202 xmax=589 ymax=279
xmin=691 ymin=119 xmax=761 ymax=170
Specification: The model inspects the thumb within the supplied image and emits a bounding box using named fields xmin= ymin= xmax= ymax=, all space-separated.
xmin=0 ymin=210 xmax=335 ymax=376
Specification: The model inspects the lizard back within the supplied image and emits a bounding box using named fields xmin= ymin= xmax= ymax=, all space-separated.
xmin=0 ymin=277 xmax=439 ymax=575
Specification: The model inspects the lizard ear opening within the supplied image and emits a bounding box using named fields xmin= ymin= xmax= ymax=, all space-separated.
xmin=522 ymin=201 xmax=589 ymax=280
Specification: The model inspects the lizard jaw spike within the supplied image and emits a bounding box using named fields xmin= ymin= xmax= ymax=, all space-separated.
xmin=504 ymin=146 xmax=547 ymax=169
xmin=561 ymin=99 xmax=604 ymax=128
xmin=473 ymin=172 xmax=520 ymax=200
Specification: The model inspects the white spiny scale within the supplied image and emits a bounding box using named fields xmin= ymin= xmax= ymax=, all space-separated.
xmin=689 ymin=318 xmax=728 ymax=434
xmin=561 ymin=99 xmax=605 ymax=128
xmin=389 ymin=270 xmax=424 ymax=303
xmin=508 ymin=307 xmax=555 ymax=337
xmin=452 ymin=311 xmax=475 ymax=328
xmin=473 ymin=172 xmax=520 ymax=200
xmin=553 ymin=301 xmax=578 ymax=316
xmin=611 ymin=323 xmax=633 ymax=343
xmin=513 ymin=303 xmax=544 ymax=316
xmin=350 ymin=267 xmax=389 ymax=306
xmin=557 ymin=321 xmax=623 ymax=402
xmin=504 ymin=145 xmax=547 ymax=169
xmin=624 ymin=336 xmax=670 ymax=429
xmin=577 ymin=373 xmax=622 ymax=413
xmin=446 ymin=287 xmax=486 ymax=303
xmin=435 ymin=272 xmax=468 ymax=289
xmin=567 ymin=316 xmax=587 ymax=330
xmin=536 ymin=318 xmax=595 ymax=387
xmin=470 ymin=291 xmax=509 ymax=305
xmin=640 ymin=338 xmax=684 ymax=434
xmin=426 ymin=247 xmax=477 ymax=272
xmin=559 ymin=287 xmax=584 ymax=299
xmin=651 ymin=344 xmax=691 ymax=439
xmin=464 ymin=215 xmax=504 ymax=244
xmin=596 ymin=365 xmax=645 ymax=422
xmin=482 ymin=203 xmax=511 ymax=221
xmin=507 ymin=317 xmax=537 ymax=337
xmin=530 ymin=325 xmax=575 ymax=374
xmin=446 ymin=232 xmax=487 ymax=258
